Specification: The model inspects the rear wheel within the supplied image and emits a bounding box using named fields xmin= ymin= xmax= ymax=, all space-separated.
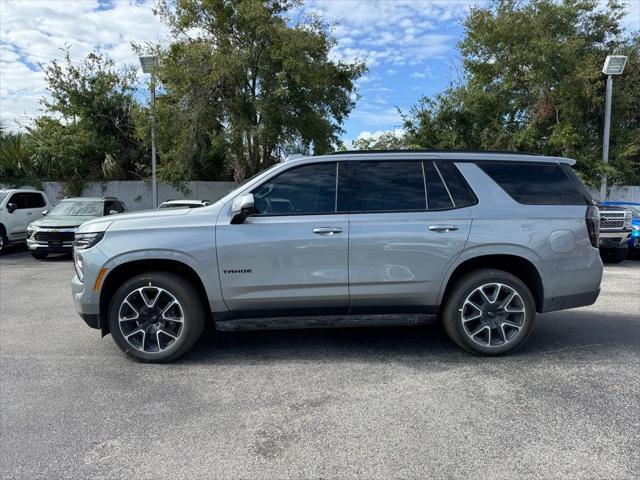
xmin=442 ymin=269 xmax=536 ymax=355
xmin=108 ymin=272 xmax=206 ymax=363
xmin=31 ymin=250 xmax=48 ymax=260
xmin=0 ymin=232 xmax=6 ymax=254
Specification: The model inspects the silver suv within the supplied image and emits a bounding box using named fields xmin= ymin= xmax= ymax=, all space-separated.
xmin=71 ymin=151 xmax=603 ymax=362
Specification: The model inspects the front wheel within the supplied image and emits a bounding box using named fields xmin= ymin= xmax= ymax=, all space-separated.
xmin=108 ymin=272 xmax=206 ymax=363
xmin=442 ymin=269 xmax=536 ymax=355
xmin=600 ymin=247 xmax=628 ymax=264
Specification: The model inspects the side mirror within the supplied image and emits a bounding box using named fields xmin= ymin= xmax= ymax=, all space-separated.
xmin=6 ymin=203 xmax=17 ymax=214
xmin=41 ymin=209 xmax=49 ymax=216
xmin=108 ymin=210 xmax=119 ymax=215
xmin=231 ymin=193 xmax=257 ymax=224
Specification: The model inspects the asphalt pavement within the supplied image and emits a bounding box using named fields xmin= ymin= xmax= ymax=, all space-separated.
xmin=1 ymin=247 xmax=639 ymax=479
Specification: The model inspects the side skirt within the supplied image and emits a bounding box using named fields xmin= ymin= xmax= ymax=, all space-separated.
xmin=214 ymin=313 xmax=438 ymax=332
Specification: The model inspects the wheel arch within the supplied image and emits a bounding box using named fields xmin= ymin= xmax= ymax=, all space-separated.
xmin=439 ymin=253 xmax=545 ymax=313
xmin=99 ymin=259 xmax=212 ymax=335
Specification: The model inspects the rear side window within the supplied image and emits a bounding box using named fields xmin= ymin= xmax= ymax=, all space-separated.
xmin=423 ymin=161 xmax=454 ymax=210
xmin=348 ymin=161 xmax=426 ymax=212
xmin=435 ymin=162 xmax=476 ymax=208
xmin=252 ymin=162 xmax=337 ymax=215
xmin=478 ymin=162 xmax=587 ymax=205
xmin=25 ymin=193 xmax=46 ymax=208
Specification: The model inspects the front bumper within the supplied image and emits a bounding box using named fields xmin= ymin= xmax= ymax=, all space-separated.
xmin=28 ymin=239 xmax=74 ymax=253
xmin=599 ymin=231 xmax=631 ymax=249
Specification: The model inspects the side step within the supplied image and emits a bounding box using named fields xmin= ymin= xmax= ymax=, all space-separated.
xmin=215 ymin=314 xmax=437 ymax=332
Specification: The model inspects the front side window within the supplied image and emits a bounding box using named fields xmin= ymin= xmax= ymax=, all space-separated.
xmin=348 ymin=161 xmax=426 ymax=212
xmin=49 ymin=201 xmax=103 ymax=216
xmin=252 ymin=162 xmax=337 ymax=215
xmin=8 ymin=193 xmax=29 ymax=209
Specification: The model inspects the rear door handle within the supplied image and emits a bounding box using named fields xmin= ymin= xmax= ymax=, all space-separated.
xmin=428 ymin=224 xmax=459 ymax=233
xmin=313 ymin=227 xmax=343 ymax=235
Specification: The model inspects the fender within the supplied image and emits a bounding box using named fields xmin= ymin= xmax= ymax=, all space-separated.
xmin=436 ymin=243 xmax=544 ymax=307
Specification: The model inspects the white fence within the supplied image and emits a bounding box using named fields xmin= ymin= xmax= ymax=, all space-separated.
xmin=42 ymin=181 xmax=237 ymax=211
xmin=588 ymin=186 xmax=640 ymax=203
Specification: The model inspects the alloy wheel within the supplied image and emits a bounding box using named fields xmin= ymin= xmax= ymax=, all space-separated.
xmin=118 ymin=286 xmax=184 ymax=353
xmin=459 ymin=282 xmax=526 ymax=347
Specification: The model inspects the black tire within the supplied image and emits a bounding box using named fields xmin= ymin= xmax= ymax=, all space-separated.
xmin=31 ymin=250 xmax=48 ymax=260
xmin=0 ymin=231 xmax=6 ymax=255
xmin=602 ymin=247 xmax=628 ymax=264
xmin=108 ymin=271 xmax=206 ymax=363
xmin=441 ymin=269 xmax=536 ymax=356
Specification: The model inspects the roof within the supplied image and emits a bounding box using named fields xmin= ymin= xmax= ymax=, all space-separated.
xmin=292 ymin=150 xmax=576 ymax=165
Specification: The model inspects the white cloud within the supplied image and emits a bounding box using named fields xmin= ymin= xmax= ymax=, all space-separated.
xmin=356 ymin=128 xmax=405 ymax=141
xmin=0 ymin=0 xmax=168 ymax=130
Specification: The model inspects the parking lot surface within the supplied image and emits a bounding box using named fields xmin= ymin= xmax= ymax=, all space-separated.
xmin=1 ymin=248 xmax=639 ymax=479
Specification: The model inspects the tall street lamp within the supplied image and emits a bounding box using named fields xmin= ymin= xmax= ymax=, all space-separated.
xmin=600 ymin=55 xmax=628 ymax=201
xmin=139 ymin=55 xmax=160 ymax=207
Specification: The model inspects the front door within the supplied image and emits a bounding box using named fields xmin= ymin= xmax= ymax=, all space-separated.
xmin=5 ymin=193 xmax=32 ymax=241
xmin=216 ymin=161 xmax=349 ymax=316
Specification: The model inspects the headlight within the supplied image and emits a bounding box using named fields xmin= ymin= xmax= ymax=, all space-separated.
xmin=633 ymin=225 xmax=640 ymax=232
xmin=26 ymin=224 xmax=38 ymax=238
xmin=624 ymin=211 xmax=632 ymax=229
xmin=73 ymin=231 xmax=105 ymax=251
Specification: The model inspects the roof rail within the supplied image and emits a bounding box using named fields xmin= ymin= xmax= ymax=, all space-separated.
xmin=329 ymin=149 xmax=541 ymax=156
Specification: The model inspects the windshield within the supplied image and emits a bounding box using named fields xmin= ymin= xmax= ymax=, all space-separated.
xmin=49 ymin=200 xmax=103 ymax=217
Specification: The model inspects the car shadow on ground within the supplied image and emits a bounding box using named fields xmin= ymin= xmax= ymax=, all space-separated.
xmin=180 ymin=308 xmax=640 ymax=366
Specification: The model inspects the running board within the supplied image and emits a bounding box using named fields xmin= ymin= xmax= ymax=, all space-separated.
xmin=215 ymin=314 xmax=437 ymax=332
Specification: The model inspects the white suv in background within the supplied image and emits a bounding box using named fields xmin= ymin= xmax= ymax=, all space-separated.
xmin=0 ymin=189 xmax=50 ymax=254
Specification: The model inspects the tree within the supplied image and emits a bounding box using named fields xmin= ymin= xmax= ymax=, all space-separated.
xmin=403 ymin=0 xmax=639 ymax=185
xmin=29 ymin=50 xmax=145 ymax=192
xmin=150 ymin=0 xmax=365 ymax=182
xmin=352 ymin=131 xmax=407 ymax=150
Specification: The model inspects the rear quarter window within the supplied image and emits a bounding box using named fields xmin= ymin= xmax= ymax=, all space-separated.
xmin=477 ymin=162 xmax=588 ymax=205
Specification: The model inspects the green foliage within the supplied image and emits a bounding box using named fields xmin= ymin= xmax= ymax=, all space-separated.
xmin=28 ymin=49 xmax=144 ymax=191
xmin=403 ymin=0 xmax=640 ymax=185
xmin=0 ymin=127 xmax=40 ymax=188
xmin=352 ymin=131 xmax=407 ymax=150
xmin=145 ymin=0 xmax=365 ymax=181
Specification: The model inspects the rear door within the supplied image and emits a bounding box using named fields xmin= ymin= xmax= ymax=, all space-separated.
xmin=348 ymin=160 xmax=474 ymax=310
xmin=216 ymin=161 xmax=349 ymax=315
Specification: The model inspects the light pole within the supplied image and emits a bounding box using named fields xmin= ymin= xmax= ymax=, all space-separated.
xmin=139 ymin=55 xmax=160 ymax=207
xmin=600 ymin=55 xmax=628 ymax=201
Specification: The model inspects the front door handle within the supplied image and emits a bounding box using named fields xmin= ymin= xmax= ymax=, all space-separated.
xmin=428 ymin=224 xmax=459 ymax=233
xmin=313 ymin=227 xmax=343 ymax=235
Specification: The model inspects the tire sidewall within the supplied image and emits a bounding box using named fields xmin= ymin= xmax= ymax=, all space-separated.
xmin=443 ymin=269 xmax=536 ymax=355
xmin=108 ymin=272 xmax=205 ymax=363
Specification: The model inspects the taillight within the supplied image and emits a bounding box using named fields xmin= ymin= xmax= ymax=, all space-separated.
xmin=586 ymin=206 xmax=599 ymax=248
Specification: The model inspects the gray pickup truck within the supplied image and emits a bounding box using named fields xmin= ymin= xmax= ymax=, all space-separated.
xmin=598 ymin=205 xmax=632 ymax=263
xmin=70 ymin=151 xmax=603 ymax=362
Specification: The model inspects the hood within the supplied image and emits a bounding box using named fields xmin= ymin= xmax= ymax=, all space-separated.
xmin=76 ymin=207 xmax=192 ymax=234
xmin=30 ymin=215 xmax=96 ymax=228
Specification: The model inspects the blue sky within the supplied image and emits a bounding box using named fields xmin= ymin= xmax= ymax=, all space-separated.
xmin=1 ymin=0 xmax=638 ymax=145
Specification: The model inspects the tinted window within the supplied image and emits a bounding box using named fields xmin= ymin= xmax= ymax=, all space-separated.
xmin=478 ymin=162 xmax=587 ymax=205
xmin=8 ymin=193 xmax=29 ymax=209
xmin=424 ymin=161 xmax=454 ymax=210
xmin=253 ymin=162 xmax=337 ymax=215
xmin=25 ymin=193 xmax=46 ymax=208
xmin=436 ymin=162 xmax=476 ymax=207
xmin=348 ymin=161 xmax=426 ymax=212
